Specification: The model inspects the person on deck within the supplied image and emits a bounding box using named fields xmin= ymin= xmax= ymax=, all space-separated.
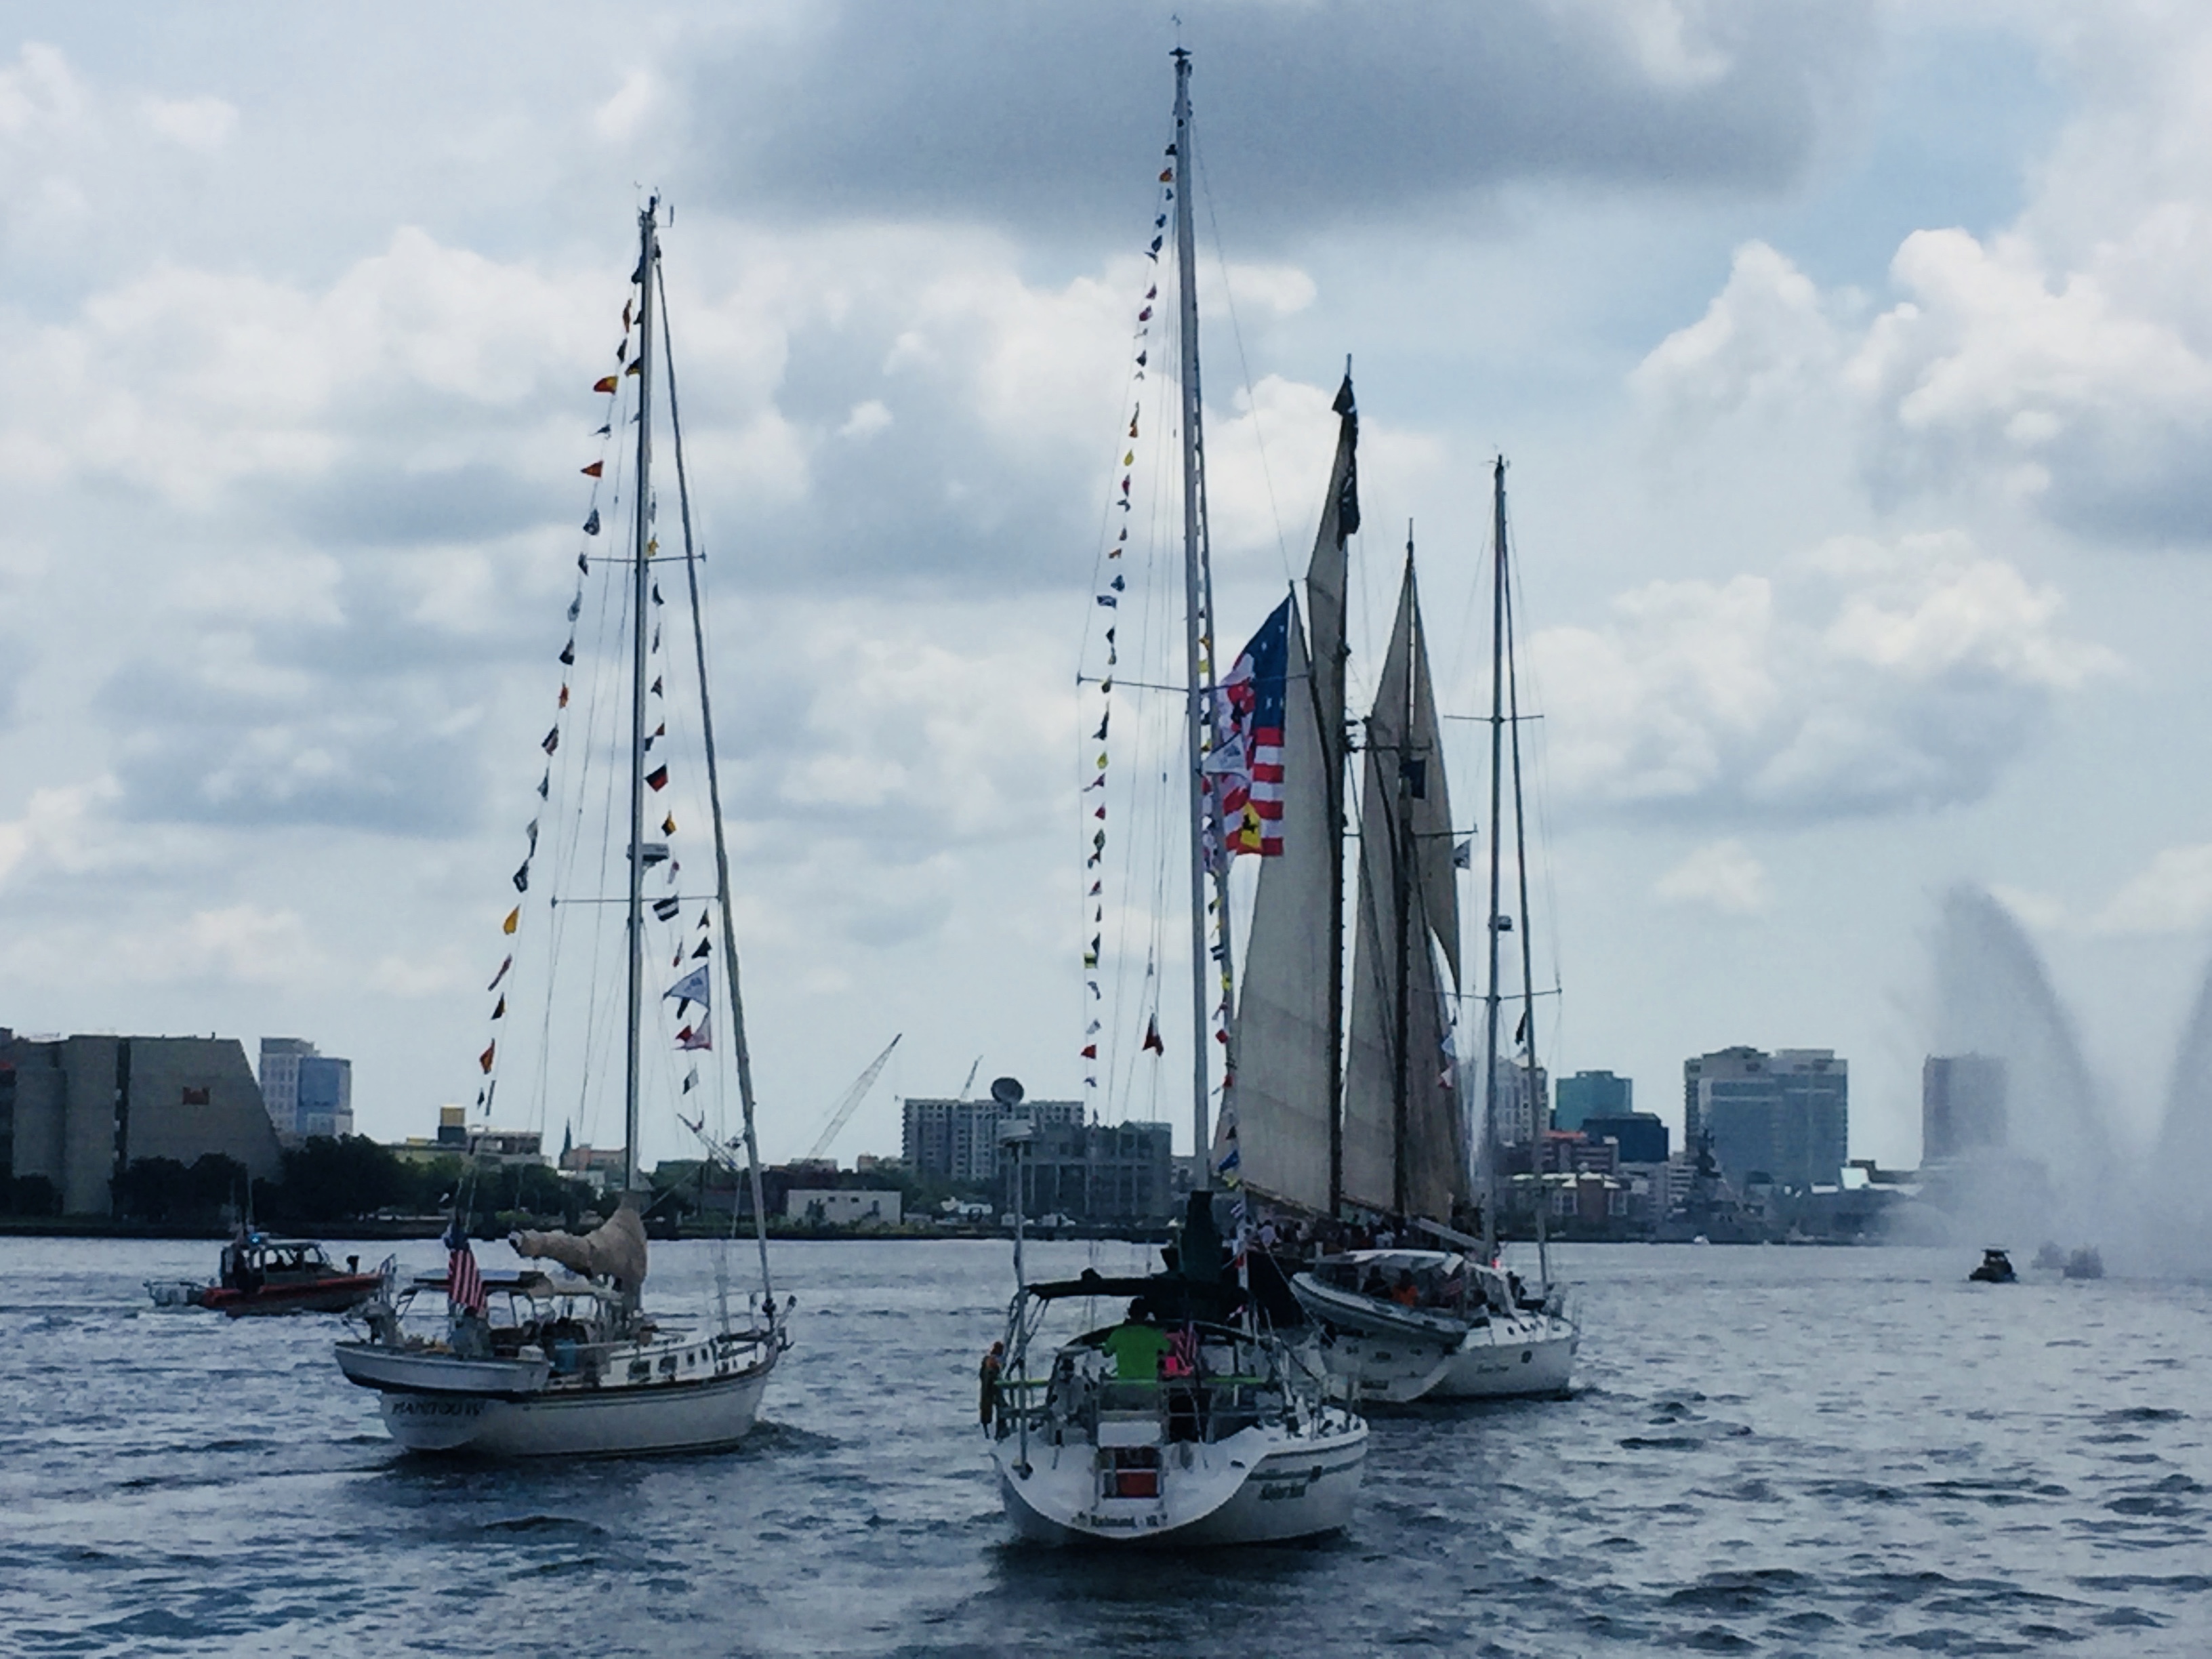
xmin=1102 ymin=1318 xmax=1173 ymax=1382
xmin=1391 ymin=1271 xmax=1421 ymax=1309
xmin=979 ymin=1340 xmax=1004 ymax=1427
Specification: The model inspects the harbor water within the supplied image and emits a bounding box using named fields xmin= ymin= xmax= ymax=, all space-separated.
xmin=3 ymin=1237 xmax=2209 ymax=1656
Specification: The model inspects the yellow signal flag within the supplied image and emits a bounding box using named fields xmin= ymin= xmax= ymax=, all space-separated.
xmin=502 ymin=906 xmax=520 ymax=935
xmin=661 ymin=813 xmax=676 ymax=836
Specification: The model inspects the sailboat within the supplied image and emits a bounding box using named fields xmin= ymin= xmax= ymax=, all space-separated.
xmin=1284 ymin=461 xmax=1579 ymax=1404
xmin=987 ymin=48 xmax=1368 ymax=1546
xmin=334 ymin=201 xmax=788 ymax=1456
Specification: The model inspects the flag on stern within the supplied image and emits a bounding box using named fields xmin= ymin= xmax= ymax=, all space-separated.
xmin=1209 ymin=597 xmax=1292 ymax=858
xmin=443 ymin=1211 xmax=486 ymax=1316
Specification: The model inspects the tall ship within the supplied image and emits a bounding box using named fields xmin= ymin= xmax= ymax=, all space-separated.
xmin=1270 ymin=455 xmax=1580 ymax=1404
xmin=335 ymin=201 xmax=787 ymax=1456
xmin=985 ymin=48 xmax=1368 ymax=1546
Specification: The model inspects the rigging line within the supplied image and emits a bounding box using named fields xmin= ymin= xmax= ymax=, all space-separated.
xmin=1504 ymin=503 xmax=1568 ymax=1045
xmin=1193 ymin=134 xmax=1294 ymax=590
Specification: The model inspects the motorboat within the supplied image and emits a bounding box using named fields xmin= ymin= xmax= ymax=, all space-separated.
xmin=1292 ymin=1246 xmax=1577 ymax=1404
xmin=146 ymin=1233 xmax=383 ymax=1317
xmin=1968 ymin=1248 xmax=2017 ymax=1284
xmin=2063 ymin=1246 xmax=2105 ymax=1280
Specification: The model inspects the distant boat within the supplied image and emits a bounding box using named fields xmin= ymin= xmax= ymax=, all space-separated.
xmin=146 ymin=1232 xmax=382 ymax=1316
xmin=334 ymin=200 xmax=787 ymax=1456
xmin=1968 ymin=1248 xmax=2016 ymax=1284
xmin=2063 ymin=1246 xmax=2105 ymax=1281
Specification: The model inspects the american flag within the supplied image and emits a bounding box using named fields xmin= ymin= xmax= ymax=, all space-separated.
xmin=1211 ymin=597 xmax=1291 ymax=858
xmin=443 ymin=1212 xmax=486 ymax=1315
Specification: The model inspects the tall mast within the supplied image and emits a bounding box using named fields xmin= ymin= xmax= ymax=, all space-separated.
xmin=1505 ymin=546 xmax=1549 ymax=1291
xmin=623 ymin=199 xmax=658 ymax=1200
xmin=1170 ymin=48 xmax=1225 ymax=1179
xmin=1479 ymin=457 xmax=1507 ymax=1263
xmin=1389 ymin=531 xmax=1416 ymax=1218
xmin=656 ymin=261 xmax=777 ymax=1308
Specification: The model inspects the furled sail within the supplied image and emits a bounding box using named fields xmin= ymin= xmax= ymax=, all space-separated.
xmin=1343 ymin=559 xmax=1463 ymax=1220
xmin=510 ymin=1200 xmax=649 ymax=1293
xmin=1229 ymin=377 xmax=1359 ymax=1214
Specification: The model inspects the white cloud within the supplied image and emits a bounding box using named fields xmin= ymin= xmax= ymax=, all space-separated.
xmin=593 ymin=68 xmax=657 ymax=142
xmin=1654 ymin=837 xmax=1769 ymax=914
xmin=2093 ymin=844 xmax=2212 ymax=935
xmin=1531 ymin=531 xmax=2114 ymax=818
xmin=1633 ymin=240 xmax=1839 ymax=420
xmin=140 ymin=94 xmax=237 ymax=152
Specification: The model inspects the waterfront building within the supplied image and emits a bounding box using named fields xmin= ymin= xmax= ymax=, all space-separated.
xmin=1581 ymin=1110 xmax=1670 ymax=1166
xmin=783 ymin=1188 xmax=902 ymax=1226
xmin=0 ymin=1029 xmax=283 ymax=1215
xmin=1553 ymin=1069 xmax=1632 ymax=1132
xmin=258 ymin=1038 xmax=353 ymax=1142
xmin=901 ymin=1094 xmax=1083 ymax=1184
xmin=1489 ymin=1058 xmax=1551 ymax=1147
xmin=1922 ymin=1054 xmax=2008 ymax=1162
xmin=998 ymin=1120 xmax=1173 ymax=1225
xmin=1683 ymin=1045 xmax=1848 ymax=1190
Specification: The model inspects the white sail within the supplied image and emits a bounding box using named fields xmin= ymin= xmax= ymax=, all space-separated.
xmin=1230 ymin=383 xmax=1359 ymax=1214
xmin=1344 ymin=561 xmax=1462 ymax=1220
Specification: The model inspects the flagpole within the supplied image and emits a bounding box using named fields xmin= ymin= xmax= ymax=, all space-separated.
xmin=623 ymin=199 xmax=659 ymax=1210
xmin=656 ymin=257 xmax=777 ymax=1313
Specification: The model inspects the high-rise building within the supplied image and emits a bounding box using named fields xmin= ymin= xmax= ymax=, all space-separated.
xmin=1580 ymin=1111 xmax=1669 ymax=1166
xmin=1922 ymin=1054 xmax=2007 ymax=1162
xmin=1554 ymin=1070 xmax=1633 ymax=1132
xmin=258 ymin=1038 xmax=353 ymax=1141
xmin=1 ymin=1029 xmax=284 ymax=1214
xmin=902 ymin=1096 xmax=1084 ymax=1184
xmin=999 ymin=1120 xmax=1174 ymax=1223
xmin=1488 ymin=1058 xmax=1550 ymax=1147
xmin=1683 ymin=1046 xmax=1847 ymax=1189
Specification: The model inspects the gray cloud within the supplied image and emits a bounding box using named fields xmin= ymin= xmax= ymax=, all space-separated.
xmin=682 ymin=0 xmax=1878 ymax=244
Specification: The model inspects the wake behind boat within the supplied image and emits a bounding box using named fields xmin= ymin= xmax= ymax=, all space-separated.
xmin=335 ymin=199 xmax=787 ymax=1456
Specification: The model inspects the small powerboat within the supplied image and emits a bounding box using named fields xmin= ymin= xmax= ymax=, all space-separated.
xmin=148 ymin=1233 xmax=385 ymax=1316
xmin=1967 ymin=1248 xmax=2016 ymax=1284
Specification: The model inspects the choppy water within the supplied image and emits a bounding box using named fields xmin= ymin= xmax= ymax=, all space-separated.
xmin=3 ymin=1237 xmax=2209 ymax=1656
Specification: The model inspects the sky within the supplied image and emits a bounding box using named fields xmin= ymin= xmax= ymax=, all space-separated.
xmin=4 ymin=0 xmax=2212 ymax=1174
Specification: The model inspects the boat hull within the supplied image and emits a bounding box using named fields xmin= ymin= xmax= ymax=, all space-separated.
xmin=1293 ymin=1273 xmax=1577 ymax=1403
xmin=335 ymin=1339 xmax=776 ymax=1457
xmin=206 ymin=1275 xmax=383 ymax=1317
xmin=1429 ymin=1321 xmax=1578 ymax=1399
xmin=996 ymin=1421 xmax=1368 ymax=1547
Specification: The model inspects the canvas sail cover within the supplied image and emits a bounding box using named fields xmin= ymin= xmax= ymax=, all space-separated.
xmin=1343 ymin=563 xmax=1464 ymax=1219
xmin=510 ymin=1200 xmax=649 ymax=1292
xmin=1228 ymin=377 xmax=1359 ymax=1213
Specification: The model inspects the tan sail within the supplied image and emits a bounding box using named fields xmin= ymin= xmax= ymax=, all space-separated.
xmin=1343 ymin=559 xmax=1463 ymax=1219
xmin=1230 ymin=380 xmax=1359 ymax=1214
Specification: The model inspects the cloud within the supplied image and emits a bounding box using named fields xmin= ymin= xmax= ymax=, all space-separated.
xmin=680 ymin=0 xmax=1878 ymax=242
xmin=1654 ymin=838 xmax=1769 ymax=914
xmin=1530 ymin=531 xmax=2114 ymax=819
xmin=140 ymin=94 xmax=237 ymax=152
xmin=1632 ymin=239 xmax=1840 ymax=421
xmin=2093 ymin=844 xmax=2212 ymax=936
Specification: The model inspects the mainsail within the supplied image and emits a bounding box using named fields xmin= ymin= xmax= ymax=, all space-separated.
xmin=1344 ymin=558 xmax=1463 ymax=1221
xmin=1229 ymin=379 xmax=1359 ymax=1214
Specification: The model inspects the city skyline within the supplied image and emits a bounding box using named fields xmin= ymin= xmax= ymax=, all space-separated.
xmin=5 ymin=7 xmax=2212 ymax=1171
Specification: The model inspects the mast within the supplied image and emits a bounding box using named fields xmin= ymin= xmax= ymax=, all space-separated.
xmin=1505 ymin=541 xmax=1549 ymax=1292
xmin=1389 ymin=530 xmax=1417 ymax=1219
xmin=656 ymin=260 xmax=777 ymax=1309
xmin=1479 ymin=457 xmax=1507 ymax=1264
xmin=623 ymin=199 xmax=659 ymax=1202
xmin=1171 ymin=48 xmax=1226 ymax=1179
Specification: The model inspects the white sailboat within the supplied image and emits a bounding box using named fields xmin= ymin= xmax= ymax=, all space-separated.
xmin=1286 ymin=462 xmax=1579 ymax=1404
xmin=987 ymin=47 xmax=1368 ymax=1546
xmin=335 ymin=201 xmax=787 ymax=1455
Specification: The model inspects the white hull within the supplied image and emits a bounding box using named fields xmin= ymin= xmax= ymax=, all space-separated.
xmin=336 ymin=1333 xmax=777 ymax=1457
xmin=995 ymin=1420 xmax=1368 ymax=1547
xmin=1294 ymin=1270 xmax=1577 ymax=1404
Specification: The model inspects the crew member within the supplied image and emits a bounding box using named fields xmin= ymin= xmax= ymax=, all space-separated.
xmin=979 ymin=1340 xmax=1005 ymax=1427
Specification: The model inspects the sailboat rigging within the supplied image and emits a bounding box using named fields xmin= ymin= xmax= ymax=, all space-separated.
xmin=335 ymin=200 xmax=787 ymax=1456
xmin=987 ymin=48 xmax=1369 ymax=1547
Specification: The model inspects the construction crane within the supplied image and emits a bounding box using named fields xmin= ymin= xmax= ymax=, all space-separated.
xmin=958 ymin=1056 xmax=981 ymax=1100
xmin=804 ymin=1033 xmax=903 ymax=1162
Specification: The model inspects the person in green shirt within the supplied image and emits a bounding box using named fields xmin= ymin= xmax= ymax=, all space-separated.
xmin=1101 ymin=1319 xmax=1172 ymax=1381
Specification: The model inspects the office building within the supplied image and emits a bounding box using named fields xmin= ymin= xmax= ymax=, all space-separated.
xmin=1 ymin=1029 xmax=283 ymax=1215
xmin=902 ymin=1095 xmax=1083 ymax=1184
xmin=1487 ymin=1058 xmax=1549 ymax=1147
xmin=999 ymin=1120 xmax=1174 ymax=1225
xmin=1554 ymin=1070 xmax=1633 ymax=1132
xmin=1683 ymin=1046 xmax=1848 ymax=1190
xmin=1581 ymin=1110 xmax=1669 ymax=1166
xmin=1923 ymin=1054 xmax=2007 ymax=1162
xmin=258 ymin=1038 xmax=353 ymax=1141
